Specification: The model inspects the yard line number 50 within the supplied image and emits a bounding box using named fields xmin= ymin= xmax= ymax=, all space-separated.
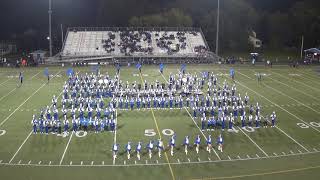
xmin=145 ymin=129 xmax=174 ymax=137
xmin=297 ymin=122 xmax=320 ymax=129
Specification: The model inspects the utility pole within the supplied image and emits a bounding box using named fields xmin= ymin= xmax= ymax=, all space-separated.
xmin=300 ymin=35 xmax=304 ymax=59
xmin=48 ymin=0 xmax=53 ymax=57
xmin=215 ymin=0 xmax=220 ymax=56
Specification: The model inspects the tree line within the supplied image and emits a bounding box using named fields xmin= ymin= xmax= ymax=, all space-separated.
xmin=97 ymin=0 xmax=320 ymax=53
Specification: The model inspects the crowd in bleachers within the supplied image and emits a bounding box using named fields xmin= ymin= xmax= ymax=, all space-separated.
xmin=102 ymin=32 xmax=116 ymax=53
xmin=155 ymin=31 xmax=188 ymax=55
xmin=118 ymin=30 xmax=153 ymax=56
xmin=194 ymin=45 xmax=207 ymax=54
xmin=63 ymin=29 xmax=208 ymax=57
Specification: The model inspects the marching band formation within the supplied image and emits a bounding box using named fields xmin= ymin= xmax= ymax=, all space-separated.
xmin=30 ymin=70 xmax=277 ymax=159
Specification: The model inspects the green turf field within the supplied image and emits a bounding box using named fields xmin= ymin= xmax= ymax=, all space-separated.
xmin=0 ymin=64 xmax=320 ymax=180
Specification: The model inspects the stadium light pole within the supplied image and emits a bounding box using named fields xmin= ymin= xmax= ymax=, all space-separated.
xmin=215 ymin=0 xmax=220 ymax=56
xmin=61 ymin=24 xmax=64 ymax=50
xmin=48 ymin=0 xmax=53 ymax=57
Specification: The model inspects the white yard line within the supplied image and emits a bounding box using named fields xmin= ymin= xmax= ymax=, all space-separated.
xmin=184 ymin=107 xmax=221 ymax=160
xmin=53 ymin=72 xmax=78 ymax=165
xmin=238 ymin=127 xmax=269 ymax=157
xmin=59 ymin=132 xmax=74 ymax=165
xmin=233 ymin=76 xmax=320 ymax=133
xmin=295 ymin=69 xmax=320 ymax=86
xmin=7 ymin=72 xmax=64 ymax=164
xmin=0 ymin=88 xmax=17 ymax=102
xmin=114 ymin=109 xmax=118 ymax=143
xmin=30 ymin=71 xmax=42 ymax=80
xmin=0 ymin=79 xmax=10 ymax=86
xmin=0 ymin=71 xmax=61 ymax=127
xmin=160 ymin=71 xmax=223 ymax=160
xmin=160 ymin=74 xmax=168 ymax=83
xmin=113 ymin=109 xmax=118 ymax=165
xmin=244 ymin=70 xmax=320 ymax=115
xmin=270 ymin=122 xmax=309 ymax=152
xmin=266 ymin=75 xmax=320 ymax=101
xmin=0 ymin=71 xmax=41 ymax=103
xmin=217 ymin=68 xmax=312 ymax=152
xmin=112 ymin=70 xmax=120 ymax=164
xmin=266 ymin=86 xmax=320 ymax=115
xmin=2 ymin=150 xmax=319 ymax=167
xmin=8 ymin=131 xmax=33 ymax=163
xmin=272 ymin=71 xmax=320 ymax=93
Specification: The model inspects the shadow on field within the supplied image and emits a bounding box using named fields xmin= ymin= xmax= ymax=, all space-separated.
xmin=117 ymin=123 xmax=125 ymax=130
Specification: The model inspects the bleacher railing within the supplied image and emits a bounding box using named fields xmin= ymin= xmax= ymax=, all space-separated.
xmin=67 ymin=27 xmax=202 ymax=33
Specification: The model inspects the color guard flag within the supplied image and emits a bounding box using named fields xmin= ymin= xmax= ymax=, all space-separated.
xmin=159 ymin=63 xmax=164 ymax=71
xmin=66 ymin=68 xmax=74 ymax=77
xmin=180 ymin=64 xmax=186 ymax=71
xmin=44 ymin=68 xmax=49 ymax=77
xmin=135 ymin=63 xmax=142 ymax=69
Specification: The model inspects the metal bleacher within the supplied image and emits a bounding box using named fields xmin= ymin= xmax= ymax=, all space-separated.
xmin=54 ymin=27 xmax=218 ymax=64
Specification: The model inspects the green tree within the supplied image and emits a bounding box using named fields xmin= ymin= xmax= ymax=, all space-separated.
xmin=128 ymin=8 xmax=192 ymax=27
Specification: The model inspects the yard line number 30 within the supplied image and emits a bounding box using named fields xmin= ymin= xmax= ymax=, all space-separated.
xmin=297 ymin=122 xmax=320 ymax=129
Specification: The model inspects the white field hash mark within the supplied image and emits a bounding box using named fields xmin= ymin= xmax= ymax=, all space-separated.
xmin=1 ymin=150 xmax=320 ymax=167
xmin=0 ymin=70 xmax=39 ymax=89
xmin=238 ymin=127 xmax=269 ymax=157
xmin=7 ymin=72 xmax=63 ymax=164
xmin=233 ymin=71 xmax=320 ymax=134
xmin=246 ymin=70 xmax=320 ymax=115
xmin=59 ymin=132 xmax=74 ymax=165
xmin=184 ymin=108 xmax=221 ymax=160
xmin=0 ymin=79 xmax=10 ymax=86
xmin=113 ymin=109 xmax=118 ymax=165
xmin=7 ymin=69 xmax=318 ymax=167
xmin=0 ymin=71 xmax=61 ymax=127
xmin=224 ymin=69 xmax=311 ymax=151
xmin=268 ymin=75 xmax=320 ymax=101
xmin=215 ymin=68 xmax=311 ymax=152
xmin=8 ymin=131 xmax=33 ymax=163
xmin=272 ymin=71 xmax=320 ymax=93
xmin=160 ymin=72 xmax=222 ymax=160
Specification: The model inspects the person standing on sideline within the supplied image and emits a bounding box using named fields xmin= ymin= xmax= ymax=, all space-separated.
xmin=18 ymin=72 xmax=23 ymax=87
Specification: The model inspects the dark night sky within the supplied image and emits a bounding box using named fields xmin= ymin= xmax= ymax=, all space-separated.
xmin=0 ymin=0 xmax=301 ymax=39
xmin=0 ymin=0 xmax=98 ymax=39
xmin=0 ymin=0 xmax=317 ymax=51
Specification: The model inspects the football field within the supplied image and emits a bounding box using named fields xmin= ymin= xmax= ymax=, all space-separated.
xmin=0 ymin=64 xmax=320 ymax=180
